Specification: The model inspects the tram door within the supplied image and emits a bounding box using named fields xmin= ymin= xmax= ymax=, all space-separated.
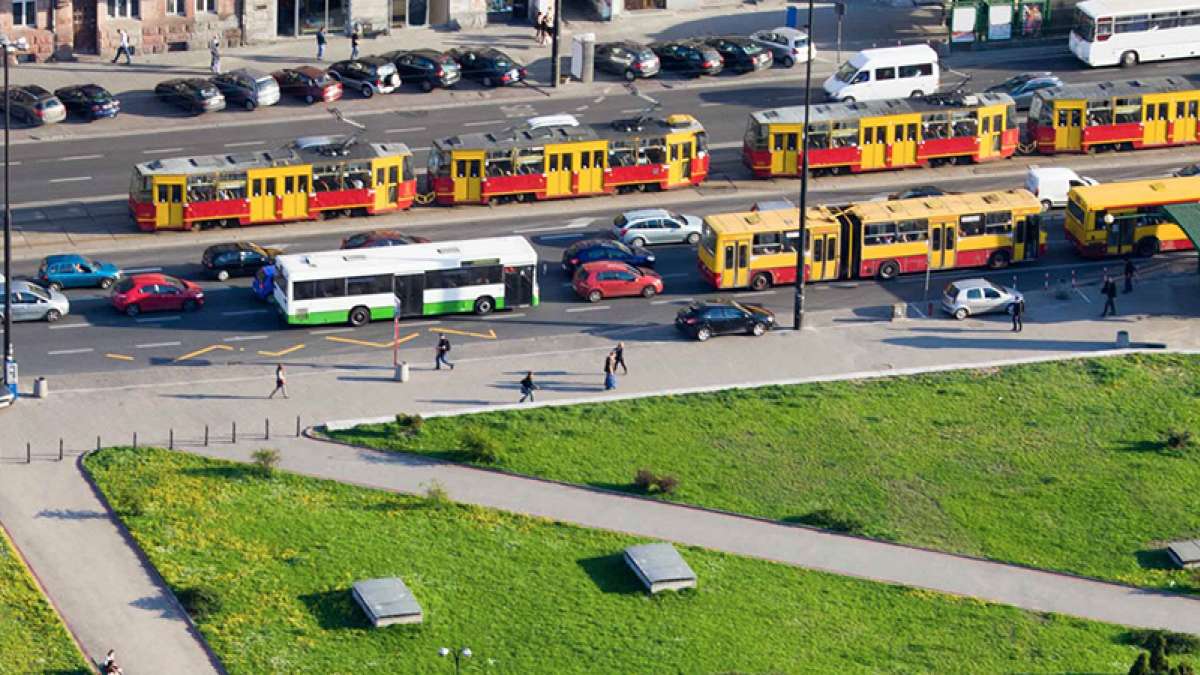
xmin=1142 ymin=97 xmax=1170 ymax=146
xmin=373 ymin=156 xmax=404 ymax=211
xmin=277 ymin=167 xmax=310 ymax=220
xmin=859 ymin=120 xmax=888 ymax=170
xmin=771 ymin=129 xmax=800 ymax=175
xmin=247 ymin=170 xmax=279 ymax=223
xmin=154 ymin=177 xmax=185 ymax=229
xmin=575 ymin=142 xmax=606 ymax=194
xmin=1054 ymin=102 xmax=1084 ymax=152
xmin=929 ymin=218 xmax=958 ymax=270
xmin=544 ymin=146 xmax=572 ymax=197
xmin=1171 ymin=99 xmax=1199 ymax=144
xmin=664 ymin=133 xmax=694 ymax=186
xmin=888 ymin=116 xmax=920 ymax=167
xmin=452 ymin=151 xmax=483 ymax=203
xmin=977 ymin=106 xmax=1004 ymax=159
xmin=809 ymin=231 xmax=840 ymax=281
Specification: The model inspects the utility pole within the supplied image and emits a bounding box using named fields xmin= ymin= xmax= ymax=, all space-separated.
xmin=792 ymin=0 xmax=815 ymax=331
xmin=1 ymin=40 xmax=19 ymax=404
xmin=550 ymin=0 xmax=562 ymax=87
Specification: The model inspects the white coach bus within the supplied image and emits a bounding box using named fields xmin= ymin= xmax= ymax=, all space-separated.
xmin=1070 ymin=0 xmax=1200 ymax=67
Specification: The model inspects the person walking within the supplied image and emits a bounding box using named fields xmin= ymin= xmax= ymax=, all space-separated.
xmin=112 ymin=29 xmax=132 ymax=65
xmin=1123 ymin=256 xmax=1136 ymax=293
xmin=604 ymin=352 xmax=617 ymax=391
xmin=535 ymin=13 xmax=545 ymax=45
xmin=1100 ymin=273 xmax=1118 ymax=317
xmin=541 ymin=13 xmax=554 ymax=43
xmin=519 ymin=371 xmax=537 ymax=403
xmin=612 ymin=341 xmax=628 ymax=375
xmin=268 ymin=363 xmax=288 ymax=399
xmin=350 ymin=29 xmax=360 ymax=60
xmin=316 ymin=27 xmax=327 ymax=60
xmin=1011 ymin=296 xmax=1024 ymax=333
xmin=209 ymin=36 xmax=221 ymax=74
xmin=435 ymin=333 xmax=454 ymax=370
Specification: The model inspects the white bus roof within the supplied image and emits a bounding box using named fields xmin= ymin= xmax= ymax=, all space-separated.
xmin=275 ymin=236 xmax=537 ymax=281
xmin=847 ymin=44 xmax=938 ymax=66
xmin=1076 ymin=0 xmax=1200 ymax=17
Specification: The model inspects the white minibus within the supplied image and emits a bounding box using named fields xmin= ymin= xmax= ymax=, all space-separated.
xmin=822 ymin=45 xmax=940 ymax=103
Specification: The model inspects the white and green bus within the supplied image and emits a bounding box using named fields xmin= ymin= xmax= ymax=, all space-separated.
xmin=273 ymin=236 xmax=539 ymax=326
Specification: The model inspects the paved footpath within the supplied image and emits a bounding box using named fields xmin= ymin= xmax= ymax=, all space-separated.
xmin=2 ymin=271 xmax=1200 ymax=672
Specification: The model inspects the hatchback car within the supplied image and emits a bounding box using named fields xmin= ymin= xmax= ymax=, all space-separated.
xmin=273 ymin=67 xmax=343 ymax=104
xmin=650 ymin=41 xmax=723 ymax=77
xmin=448 ymin=48 xmax=526 ymax=87
xmin=612 ymin=209 xmax=702 ymax=247
xmin=573 ymin=261 xmax=663 ymax=302
xmin=54 ymin=84 xmax=120 ymax=120
xmin=1 ymin=280 xmax=69 ymax=323
xmin=985 ymin=72 xmax=1061 ymax=110
xmin=561 ymin=239 xmax=655 ymax=274
xmin=595 ymin=41 xmax=660 ymax=81
xmin=155 ymin=78 xmax=226 ymax=114
xmin=750 ymin=27 xmax=810 ymax=67
xmin=111 ymin=274 xmax=205 ymax=317
xmin=380 ymin=49 xmax=461 ymax=91
xmin=201 ymin=242 xmax=279 ymax=281
xmin=251 ymin=265 xmax=275 ymax=302
xmin=212 ymin=68 xmax=281 ymax=110
xmin=703 ymin=37 xmax=772 ymax=74
xmin=327 ymin=57 xmax=400 ymax=97
xmin=1 ymin=85 xmax=66 ymax=126
xmin=941 ymin=278 xmax=1023 ymax=320
xmin=1172 ymin=163 xmax=1200 ymax=178
xmin=675 ymin=300 xmax=775 ymax=341
xmin=341 ymin=229 xmax=431 ymax=249
xmin=38 ymin=254 xmax=122 ymax=290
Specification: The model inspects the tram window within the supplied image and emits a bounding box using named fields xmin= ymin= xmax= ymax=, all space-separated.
xmin=923 ymin=119 xmax=949 ymax=139
xmin=402 ymin=161 xmax=413 ymax=181
xmin=375 ymin=168 xmax=385 ymax=185
xmin=264 ymin=179 xmax=276 ymax=196
xmin=1177 ymin=102 xmax=1186 ymax=119
xmin=738 ymin=244 xmax=748 ymax=267
xmin=774 ymin=135 xmax=785 ymax=151
xmin=984 ymin=211 xmax=1013 ymax=234
xmin=1115 ymin=98 xmax=1141 ymax=123
xmin=831 ymin=122 xmax=857 ymax=148
xmin=785 ymin=134 xmax=797 ymax=151
xmin=298 ymin=175 xmax=308 ymax=193
xmin=1146 ymin=106 xmax=1157 ymax=121
xmin=982 ymin=116 xmax=991 ymax=134
xmin=282 ymin=176 xmax=292 ymax=193
xmin=669 ymin=144 xmax=679 ymax=161
xmin=388 ymin=166 xmax=398 ymax=184
xmin=549 ymin=155 xmax=559 ymax=171
xmin=594 ymin=150 xmax=604 ymax=168
xmin=251 ymin=179 xmax=262 ymax=197
xmin=170 ymin=185 xmax=182 ymax=202
xmin=959 ymin=213 xmax=984 ymax=237
xmin=580 ymin=152 xmax=591 ymax=169
xmin=806 ymin=127 xmax=829 ymax=149
xmin=562 ymin=154 xmax=573 ymax=171
xmin=863 ymin=222 xmax=897 ymax=246
xmin=813 ymin=238 xmax=824 ymax=262
xmin=1158 ymin=103 xmax=1168 ymax=119
xmin=157 ymin=185 xmax=169 ymax=202
xmin=993 ymin=115 xmax=1002 ymax=132
xmin=862 ymin=128 xmax=874 ymax=144
xmin=952 ymin=112 xmax=976 ymax=137
xmin=724 ymin=245 xmax=734 ymax=269
xmin=1191 ymin=101 xmax=1199 ymax=117
xmin=469 ymin=160 xmax=480 ymax=178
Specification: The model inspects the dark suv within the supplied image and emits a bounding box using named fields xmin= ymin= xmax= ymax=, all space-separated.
xmin=448 ymin=48 xmax=526 ymax=87
xmin=1 ymin=85 xmax=66 ymax=125
xmin=201 ymin=242 xmax=279 ymax=281
xmin=154 ymin=78 xmax=226 ymax=114
xmin=703 ymin=37 xmax=773 ymax=74
xmin=54 ymin=84 xmax=120 ymax=120
xmin=381 ymin=49 xmax=461 ymax=92
xmin=327 ymin=57 xmax=400 ymax=97
xmin=561 ymin=239 xmax=655 ymax=274
xmin=595 ymin=41 xmax=660 ymax=81
xmin=675 ymin=300 xmax=775 ymax=341
xmin=650 ymin=41 xmax=723 ymax=77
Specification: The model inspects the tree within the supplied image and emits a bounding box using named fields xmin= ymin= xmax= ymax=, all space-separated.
xmin=1129 ymin=653 xmax=1151 ymax=675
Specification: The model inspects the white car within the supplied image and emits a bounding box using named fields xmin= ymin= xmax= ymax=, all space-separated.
xmin=611 ymin=209 xmax=702 ymax=247
xmin=750 ymin=27 xmax=811 ymax=68
xmin=1024 ymin=166 xmax=1098 ymax=211
xmin=941 ymin=278 xmax=1023 ymax=320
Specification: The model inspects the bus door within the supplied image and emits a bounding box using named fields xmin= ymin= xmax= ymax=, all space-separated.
xmin=1014 ymin=214 xmax=1042 ymax=262
xmin=1106 ymin=212 xmax=1136 ymax=256
xmin=665 ymin=135 xmax=694 ymax=185
xmin=452 ymin=151 xmax=483 ymax=203
xmin=809 ymin=230 xmax=840 ymax=281
xmin=1143 ymin=97 xmax=1170 ymax=146
xmin=1054 ymin=102 xmax=1084 ymax=152
xmin=373 ymin=156 xmax=403 ymax=210
xmin=1171 ymin=98 xmax=1199 ymax=144
xmin=929 ymin=218 xmax=957 ymax=270
xmin=393 ymin=273 xmax=425 ymax=318
xmin=278 ymin=167 xmax=309 ymax=220
xmin=976 ymin=106 xmax=1004 ymax=159
xmin=247 ymin=170 xmax=279 ymax=223
xmin=544 ymin=146 xmax=572 ymax=197
xmin=859 ymin=120 xmax=888 ymax=170
xmin=888 ymin=117 xmax=919 ymax=167
xmin=503 ymin=265 xmax=536 ymax=307
xmin=722 ymin=237 xmax=750 ymax=288
xmin=153 ymin=176 xmax=185 ymax=229
xmin=575 ymin=142 xmax=606 ymax=194
xmin=770 ymin=129 xmax=800 ymax=175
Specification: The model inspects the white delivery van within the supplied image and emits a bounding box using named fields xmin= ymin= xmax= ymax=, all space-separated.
xmin=1024 ymin=167 xmax=1098 ymax=211
xmin=822 ymin=45 xmax=940 ymax=103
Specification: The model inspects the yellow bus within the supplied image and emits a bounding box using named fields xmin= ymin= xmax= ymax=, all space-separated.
xmin=1064 ymin=176 xmax=1200 ymax=258
xmin=698 ymin=190 xmax=1045 ymax=290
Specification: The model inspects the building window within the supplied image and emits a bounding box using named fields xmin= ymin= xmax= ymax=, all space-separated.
xmin=196 ymin=0 xmax=215 ymax=12
xmin=167 ymin=0 xmax=186 ymax=15
xmin=107 ymin=0 xmax=140 ymax=18
xmin=12 ymin=0 xmax=35 ymax=26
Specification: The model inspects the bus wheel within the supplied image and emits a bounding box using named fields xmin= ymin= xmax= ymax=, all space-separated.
xmin=877 ymin=261 xmax=900 ymax=281
xmin=1120 ymin=51 xmax=1138 ymax=67
xmin=1136 ymin=237 xmax=1159 ymax=258
xmin=473 ymin=296 xmax=495 ymax=315
xmin=348 ymin=306 xmax=371 ymax=327
xmin=987 ymin=250 xmax=1011 ymax=270
xmin=750 ymin=273 xmax=771 ymax=291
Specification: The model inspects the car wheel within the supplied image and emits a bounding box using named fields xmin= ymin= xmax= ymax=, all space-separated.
xmin=421 ymin=79 xmax=434 ymax=92
xmin=1040 ymin=199 xmax=1052 ymax=213
xmin=953 ymin=307 xmax=969 ymax=321
xmin=99 ymin=277 xmax=115 ymax=290
xmin=641 ymin=285 xmax=657 ymax=298
xmin=750 ymin=273 xmax=771 ymax=291
xmin=361 ymin=85 xmax=374 ymax=98
xmin=47 ymin=281 xmax=63 ymax=292
xmin=910 ymin=90 xmax=924 ymax=98
xmin=623 ymin=69 xmax=636 ymax=82
xmin=630 ymin=237 xmax=646 ymax=248
xmin=987 ymin=250 xmax=1011 ymax=270
xmin=695 ymin=326 xmax=712 ymax=342
xmin=876 ymin=260 xmax=900 ymax=281
xmin=482 ymin=75 xmax=494 ymax=87
xmin=304 ymin=93 xmax=315 ymax=104
xmin=45 ymin=309 xmax=61 ymax=323
xmin=183 ymin=299 xmax=199 ymax=312
xmin=750 ymin=322 xmax=765 ymax=336
xmin=1120 ymin=50 xmax=1138 ymax=68
xmin=587 ymin=289 xmax=603 ymax=303
xmin=216 ymin=269 xmax=230 ymax=281
xmin=348 ymin=305 xmax=371 ymax=327
xmin=244 ymin=99 xmax=256 ymax=111
xmin=686 ymin=232 xmax=700 ymax=245
xmin=840 ymin=96 xmax=855 ymax=103
xmin=125 ymin=304 xmax=141 ymax=317
xmin=781 ymin=55 xmax=795 ymax=67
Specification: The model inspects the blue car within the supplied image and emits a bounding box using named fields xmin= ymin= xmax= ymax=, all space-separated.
xmin=37 ymin=254 xmax=122 ymax=291
xmin=560 ymin=238 xmax=655 ymax=275
xmin=252 ymin=264 xmax=275 ymax=302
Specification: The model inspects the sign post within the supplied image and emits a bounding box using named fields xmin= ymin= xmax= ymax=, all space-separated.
xmin=393 ymin=298 xmax=402 ymax=369
xmin=836 ymin=2 xmax=845 ymax=65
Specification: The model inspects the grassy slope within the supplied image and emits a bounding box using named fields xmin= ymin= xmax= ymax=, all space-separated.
xmin=86 ymin=447 xmax=1145 ymax=674
xmin=334 ymin=354 xmax=1200 ymax=590
xmin=0 ymin=530 xmax=89 ymax=673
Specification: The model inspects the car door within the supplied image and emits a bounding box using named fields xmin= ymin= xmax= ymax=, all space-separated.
xmin=158 ymin=283 xmax=184 ymax=311
xmin=11 ymin=291 xmax=36 ymax=321
xmin=964 ymin=287 xmax=984 ymax=314
xmin=661 ymin=217 xmax=685 ymax=243
xmin=981 ymin=286 xmax=1005 ymax=313
xmin=242 ymin=250 xmax=264 ymax=273
xmin=609 ymin=269 xmax=636 ymax=297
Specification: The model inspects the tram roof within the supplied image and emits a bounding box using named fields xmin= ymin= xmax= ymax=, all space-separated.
xmin=750 ymin=93 xmax=1015 ymax=126
xmin=434 ymin=114 xmax=705 ymax=152
xmin=1033 ymin=76 xmax=1199 ymax=103
xmin=134 ymin=136 xmax=412 ymax=176
xmin=849 ymin=189 xmax=1041 ymax=221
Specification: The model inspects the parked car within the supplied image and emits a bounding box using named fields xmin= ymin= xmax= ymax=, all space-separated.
xmin=985 ymin=72 xmax=1061 ymax=110
xmin=201 ymin=242 xmax=279 ymax=281
xmin=1172 ymin=163 xmax=1200 ymax=177
xmin=380 ymin=49 xmax=461 ymax=91
xmin=612 ymin=209 xmax=702 ymax=247
xmin=212 ymin=68 xmax=280 ymax=110
xmin=890 ymin=186 xmax=950 ymax=200
xmin=272 ymin=67 xmax=343 ymax=104
xmin=750 ymin=27 xmax=810 ymax=68
xmin=37 ymin=254 xmax=122 ymax=290
xmin=1024 ymin=166 xmax=1098 ymax=211
xmin=110 ymin=273 xmax=205 ymax=317
xmin=54 ymin=84 xmax=120 ymax=120
xmin=561 ymin=239 xmax=655 ymax=274
xmin=573 ymin=261 xmax=663 ymax=302
xmin=941 ymin=278 xmax=1023 ymax=320
xmin=252 ymin=265 xmax=275 ymax=302
xmin=341 ymin=230 xmax=431 ymax=249
xmin=650 ymin=41 xmax=723 ymax=77
xmin=594 ymin=41 xmax=660 ymax=81
xmin=0 ymin=85 xmax=66 ymax=126
xmin=154 ymin=78 xmax=225 ymax=114
xmin=327 ymin=57 xmax=400 ymax=98
xmin=0 ymin=280 xmax=69 ymax=323
xmin=703 ymin=37 xmax=772 ymax=74
xmin=675 ymin=299 xmax=775 ymax=341
xmin=447 ymin=48 xmax=527 ymax=87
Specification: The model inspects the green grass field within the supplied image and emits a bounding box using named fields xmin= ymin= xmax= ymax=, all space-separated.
xmin=333 ymin=354 xmax=1200 ymax=591
xmin=0 ymin=530 xmax=88 ymax=673
xmin=86 ymin=447 xmax=1148 ymax=674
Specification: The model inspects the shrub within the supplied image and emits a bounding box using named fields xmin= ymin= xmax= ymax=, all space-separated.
xmin=1128 ymin=652 xmax=1150 ymax=675
xmin=633 ymin=469 xmax=656 ymax=492
xmin=1152 ymin=634 xmax=1171 ymax=673
xmin=251 ymin=448 xmax=281 ymax=477
xmin=792 ymin=509 xmax=864 ymax=535
xmin=460 ymin=429 xmax=502 ymax=464
xmin=632 ymin=469 xmax=679 ymax=495
xmin=655 ymin=474 xmax=680 ymax=495
xmin=394 ymin=414 xmax=424 ymax=435
xmin=176 ymin=585 xmax=223 ymax=622
xmin=1164 ymin=429 xmax=1194 ymax=452
xmin=1125 ymin=630 xmax=1200 ymax=656
xmin=422 ymin=480 xmax=452 ymax=509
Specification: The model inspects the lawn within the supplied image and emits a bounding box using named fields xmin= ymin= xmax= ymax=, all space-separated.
xmin=0 ymin=529 xmax=89 ymax=673
xmin=86 ymin=446 xmax=1149 ymax=674
xmin=332 ymin=353 xmax=1200 ymax=591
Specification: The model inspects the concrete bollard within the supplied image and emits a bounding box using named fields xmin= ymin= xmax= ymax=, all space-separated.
xmin=395 ymin=361 xmax=410 ymax=382
xmin=891 ymin=303 xmax=906 ymax=321
xmin=33 ymin=377 xmax=48 ymax=399
xmin=1116 ymin=330 xmax=1130 ymax=348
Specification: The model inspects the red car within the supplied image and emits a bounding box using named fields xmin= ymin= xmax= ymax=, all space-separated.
xmin=341 ymin=229 xmax=432 ymax=249
xmin=572 ymin=261 xmax=663 ymax=302
xmin=111 ymin=273 xmax=205 ymax=317
xmin=272 ymin=66 xmax=343 ymax=104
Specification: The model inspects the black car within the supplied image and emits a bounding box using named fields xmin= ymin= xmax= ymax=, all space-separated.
xmin=890 ymin=186 xmax=950 ymax=200
xmin=0 ymin=85 xmax=66 ymax=126
xmin=594 ymin=41 xmax=660 ymax=81
xmin=155 ymin=78 xmax=226 ymax=114
xmin=201 ymin=242 xmax=279 ymax=281
xmin=561 ymin=238 xmax=655 ymax=274
xmin=327 ymin=57 xmax=400 ymax=98
xmin=380 ymin=49 xmax=461 ymax=92
xmin=675 ymin=300 xmax=776 ymax=341
xmin=650 ymin=41 xmax=723 ymax=77
xmin=703 ymin=37 xmax=772 ymax=74
xmin=447 ymin=48 xmax=526 ymax=87
xmin=54 ymin=84 xmax=120 ymax=120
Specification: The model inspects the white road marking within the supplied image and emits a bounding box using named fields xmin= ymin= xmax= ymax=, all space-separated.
xmin=221 ymin=309 xmax=271 ymax=317
xmin=491 ymin=312 xmax=526 ymax=319
xmin=135 ymin=315 xmax=181 ymax=323
xmin=224 ymin=140 xmax=265 ymax=148
xmin=385 ymin=126 xmax=426 ymax=133
xmin=574 ymin=105 xmax=588 ymax=111
xmin=48 ymin=322 xmax=91 ymax=330
xmin=124 ymin=266 xmax=162 ymax=273
xmin=463 ymin=120 xmax=503 ymax=127
xmin=143 ymin=147 xmax=184 ymax=155
xmin=1074 ymin=287 xmax=1093 ymax=304
xmin=513 ymin=218 xmax=594 ymax=234
xmin=308 ymin=327 xmax=354 ymax=335
xmin=136 ymin=341 xmax=182 ymax=349
xmin=651 ymin=297 xmax=693 ymax=305
xmin=565 ymin=305 xmax=611 ymax=312
xmin=223 ymin=334 xmax=269 ymax=342
xmin=59 ymin=154 xmax=103 ymax=161
xmin=620 ymin=108 xmax=643 ymax=114
xmin=698 ymin=102 xmax=722 ymax=107
xmin=908 ymin=302 xmax=927 ymax=318
xmin=49 ymin=176 xmax=91 ymax=183
xmin=539 ymin=233 xmax=586 ymax=241
xmin=48 ymin=348 xmax=93 ymax=355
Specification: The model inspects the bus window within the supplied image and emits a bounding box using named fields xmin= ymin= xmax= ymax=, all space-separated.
xmin=813 ymin=237 xmax=825 ymax=261
xmin=959 ymin=213 xmax=985 ymax=237
xmin=984 ymin=211 xmax=1013 ymax=234
xmin=864 ymin=222 xmax=897 ymax=245
xmin=724 ymin=245 xmax=735 ymax=269
xmin=738 ymin=244 xmax=749 ymax=267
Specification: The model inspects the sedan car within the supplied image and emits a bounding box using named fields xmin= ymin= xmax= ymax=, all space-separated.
xmin=0 ymin=85 xmax=66 ymax=125
xmin=985 ymin=72 xmax=1061 ymax=110
xmin=380 ymin=49 xmax=461 ymax=91
xmin=327 ymin=57 xmax=400 ymax=98
xmin=111 ymin=273 xmax=205 ymax=317
xmin=941 ymin=278 xmax=1023 ymax=320
xmin=447 ymin=48 xmax=526 ymax=87
xmin=750 ymin=27 xmax=810 ymax=68
xmin=561 ymin=239 xmax=655 ymax=274
xmin=612 ymin=209 xmax=702 ymax=247
xmin=341 ymin=229 xmax=431 ymax=249
xmin=650 ymin=41 xmax=723 ymax=77
xmin=1172 ymin=163 xmax=1200 ymax=178
xmin=573 ymin=261 xmax=663 ymax=302
xmin=201 ymin=242 xmax=279 ymax=281
xmin=1 ymin=280 xmax=69 ymax=323
xmin=594 ymin=41 xmax=660 ymax=81
xmin=675 ymin=299 xmax=775 ymax=341
xmin=37 ymin=254 xmax=122 ymax=290
xmin=703 ymin=37 xmax=772 ymax=74
xmin=212 ymin=68 xmax=280 ymax=110
xmin=54 ymin=84 xmax=120 ymax=120
xmin=273 ymin=67 xmax=343 ymax=104
xmin=155 ymin=78 xmax=226 ymax=114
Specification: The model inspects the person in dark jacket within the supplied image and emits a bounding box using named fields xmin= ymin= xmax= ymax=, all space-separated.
xmin=612 ymin=342 xmax=628 ymax=374
xmin=604 ymin=352 xmax=616 ymax=390
xmin=519 ymin=371 xmax=537 ymax=402
xmin=1123 ymin=257 xmax=1136 ymax=294
xmin=435 ymin=333 xmax=454 ymax=370
xmin=1101 ymin=273 xmax=1118 ymax=317
xmin=316 ymin=27 xmax=327 ymax=60
xmin=1011 ymin=296 xmax=1024 ymax=332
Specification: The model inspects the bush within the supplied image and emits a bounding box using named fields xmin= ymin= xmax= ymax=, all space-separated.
xmin=1164 ymin=429 xmax=1194 ymax=452
xmin=422 ymin=480 xmax=452 ymax=509
xmin=633 ymin=469 xmax=656 ymax=492
xmin=460 ymin=429 xmax=501 ymax=464
xmin=394 ymin=414 xmax=424 ymax=435
xmin=792 ymin=509 xmax=864 ymax=535
xmin=655 ymin=474 xmax=679 ymax=495
xmin=1125 ymin=630 xmax=1200 ymax=656
xmin=176 ymin=585 xmax=223 ymax=622
xmin=251 ymin=448 xmax=281 ymax=477
xmin=632 ymin=469 xmax=679 ymax=496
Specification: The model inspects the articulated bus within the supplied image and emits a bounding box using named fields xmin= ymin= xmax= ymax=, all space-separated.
xmin=698 ymin=190 xmax=1045 ymax=290
xmin=429 ymin=114 xmax=708 ymax=205
xmin=1070 ymin=0 xmax=1200 ymax=68
xmin=273 ymin=236 xmax=538 ymax=327
xmin=129 ymin=135 xmax=416 ymax=231
xmin=1064 ymin=176 xmax=1200 ymax=257
xmin=743 ymin=93 xmax=1018 ymax=178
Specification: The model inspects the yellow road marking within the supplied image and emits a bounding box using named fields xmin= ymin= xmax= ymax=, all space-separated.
xmin=174 ymin=344 xmax=234 ymax=362
xmin=105 ymin=353 xmax=135 ymax=361
xmin=325 ymin=332 xmax=420 ymax=349
xmin=258 ymin=344 xmax=306 ymax=357
xmin=431 ymin=327 xmax=497 ymax=340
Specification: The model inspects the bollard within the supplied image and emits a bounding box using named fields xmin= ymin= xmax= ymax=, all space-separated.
xmin=890 ymin=302 xmax=906 ymax=321
xmin=265 ymin=418 xmax=270 ymax=441
xmin=26 ymin=442 xmax=31 ymax=464
xmin=58 ymin=439 xmax=63 ymax=462
xmin=133 ymin=432 xmax=137 ymax=450
xmin=1044 ymin=272 xmax=1049 ymax=291
xmin=1116 ymin=330 xmax=1131 ymax=348
xmin=204 ymin=425 xmax=209 ymax=447
xmin=927 ymin=301 xmax=933 ymax=318
xmin=96 ymin=436 xmax=101 ymax=452
xmin=1071 ymin=270 xmax=1077 ymax=288
xmin=232 ymin=421 xmax=237 ymax=444
xmin=169 ymin=429 xmax=174 ymax=451
xmin=295 ymin=416 xmax=301 ymax=438
xmin=1012 ymin=275 xmax=1017 ymax=291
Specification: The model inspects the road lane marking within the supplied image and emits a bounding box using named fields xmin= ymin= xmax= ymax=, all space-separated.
xmin=124 ymin=266 xmax=163 ymax=273
xmin=49 ymin=322 xmax=90 ymax=330
xmin=135 ymin=315 xmax=181 ymax=323
xmin=224 ymin=140 xmax=265 ymax=147
xmin=463 ymin=120 xmax=503 ymax=127
xmin=59 ymin=154 xmax=103 ymax=161
xmin=1074 ymin=287 xmax=1092 ymax=303
xmin=386 ymin=126 xmax=426 ymax=133
xmin=221 ymin=309 xmax=271 ymax=317
xmin=49 ymin=176 xmax=91 ymax=183
xmin=143 ymin=147 xmax=184 ymax=155
xmin=513 ymin=218 xmax=593 ymax=234
xmin=565 ymin=305 xmax=611 ymax=312
xmin=105 ymin=353 xmax=135 ymax=361
xmin=432 ymin=327 xmax=497 ymax=340
xmin=698 ymin=102 xmax=722 ymax=107
xmin=309 ymin=327 xmax=354 ymax=335
xmin=326 ymin=332 xmax=420 ymax=348
xmin=399 ymin=320 xmax=441 ymax=327
xmin=48 ymin=348 xmax=93 ymax=355
xmin=223 ymin=334 xmax=269 ymax=342
xmin=539 ymin=233 xmax=586 ymax=241
xmin=258 ymin=344 xmax=306 ymax=357
xmin=491 ymin=313 xmax=526 ymax=319
xmin=136 ymin=341 xmax=182 ymax=349
xmin=174 ymin=344 xmax=234 ymax=362
xmin=651 ymin=297 xmax=694 ymax=305
xmin=620 ymin=108 xmax=643 ymax=113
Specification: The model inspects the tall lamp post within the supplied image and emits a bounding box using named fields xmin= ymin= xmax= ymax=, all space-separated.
xmin=438 ymin=646 xmax=472 ymax=675
xmin=1 ymin=36 xmax=26 ymax=407
xmin=550 ymin=0 xmax=562 ymax=87
xmin=792 ymin=0 xmax=816 ymax=331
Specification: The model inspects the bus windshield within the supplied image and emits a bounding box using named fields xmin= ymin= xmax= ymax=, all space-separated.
xmin=833 ymin=61 xmax=858 ymax=83
xmin=1073 ymin=9 xmax=1097 ymax=40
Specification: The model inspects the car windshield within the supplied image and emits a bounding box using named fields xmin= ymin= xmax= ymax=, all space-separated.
xmin=115 ymin=278 xmax=135 ymax=293
xmin=493 ymin=57 xmax=512 ymax=68
xmin=27 ymin=285 xmax=48 ymax=300
xmin=87 ymin=90 xmax=110 ymax=102
xmin=834 ymin=61 xmax=858 ymax=83
xmin=90 ymin=260 xmax=106 ymax=269
xmin=986 ymin=281 xmax=1005 ymax=293
xmin=669 ymin=211 xmax=684 ymax=221
xmin=345 ymin=234 xmax=369 ymax=247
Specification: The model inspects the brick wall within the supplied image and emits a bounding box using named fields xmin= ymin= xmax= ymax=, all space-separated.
xmin=95 ymin=0 xmax=242 ymax=58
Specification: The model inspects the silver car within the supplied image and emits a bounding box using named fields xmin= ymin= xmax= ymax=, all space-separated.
xmin=941 ymin=278 xmax=1023 ymax=320
xmin=0 ymin=280 xmax=69 ymax=322
xmin=212 ymin=68 xmax=280 ymax=110
xmin=612 ymin=208 xmax=702 ymax=247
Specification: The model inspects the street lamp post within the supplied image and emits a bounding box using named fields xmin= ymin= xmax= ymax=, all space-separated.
xmin=550 ymin=0 xmax=562 ymax=87
xmin=792 ymin=0 xmax=816 ymax=331
xmin=1 ymin=37 xmax=25 ymax=406
xmin=438 ymin=646 xmax=472 ymax=675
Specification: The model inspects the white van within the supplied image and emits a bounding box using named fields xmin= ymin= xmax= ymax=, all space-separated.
xmin=822 ymin=45 xmax=939 ymax=103
xmin=1024 ymin=167 xmax=1098 ymax=211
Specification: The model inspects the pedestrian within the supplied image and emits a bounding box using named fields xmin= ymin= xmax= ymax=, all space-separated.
xmin=316 ymin=26 xmax=326 ymax=60
xmin=1123 ymin=256 xmax=1136 ymax=293
xmin=1101 ymin=273 xmax=1118 ymax=317
xmin=541 ymin=13 xmax=554 ymax=42
xmin=101 ymin=650 xmax=123 ymax=675
xmin=604 ymin=352 xmax=617 ymax=390
xmin=112 ymin=29 xmax=132 ymax=65
xmin=519 ymin=371 xmax=537 ymax=402
xmin=209 ymin=36 xmax=221 ymax=74
xmin=612 ymin=341 xmax=628 ymax=375
xmin=535 ymin=13 xmax=545 ymax=45
xmin=350 ymin=29 xmax=360 ymax=60
xmin=1011 ymin=296 xmax=1024 ymax=332
xmin=268 ymin=363 xmax=288 ymax=399
xmin=435 ymin=333 xmax=454 ymax=370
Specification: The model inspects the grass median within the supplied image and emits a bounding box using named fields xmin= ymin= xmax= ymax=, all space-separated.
xmin=0 ymin=530 xmax=89 ymax=673
xmin=333 ymin=353 xmax=1200 ymax=591
xmin=84 ymin=446 xmax=1148 ymax=674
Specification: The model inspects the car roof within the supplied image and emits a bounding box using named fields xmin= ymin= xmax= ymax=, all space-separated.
xmin=760 ymin=26 xmax=807 ymax=38
xmin=952 ymin=278 xmax=994 ymax=289
xmin=127 ymin=273 xmax=172 ymax=285
xmin=226 ymin=67 xmax=271 ymax=80
xmin=601 ymin=40 xmax=647 ymax=50
xmin=8 ymin=279 xmax=45 ymax=293
xmin=1027 ymin=166 xmax=1080 ymax=179
xmin=579 ymin=260 xmax=635 ymax=272
xmin=408 ymin=48 xmax=445 ymax=58
xmin=292 ymin=66 xmax=326 ymax=77
xmin=44 ymin=254 xmax=87 ymax=264
xmin=18 ymin=85 xmax=53 ymax=97
xmin=205 ymin=243 xmax=241 ymax=253
xmin=622 ymin=208 xmax=670 ymax=220
xmin=565 ymin=238 xmax=625 ymax=254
